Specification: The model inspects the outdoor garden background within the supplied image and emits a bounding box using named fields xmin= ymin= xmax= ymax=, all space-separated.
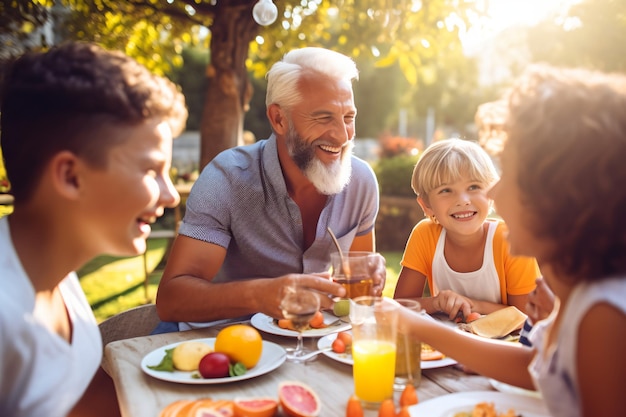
xmin=1 ymin=0 xmax=624 ymax=321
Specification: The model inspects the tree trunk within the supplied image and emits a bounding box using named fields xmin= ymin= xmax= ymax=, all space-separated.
xmin=200 ymin=3 xmax=259 ymax=170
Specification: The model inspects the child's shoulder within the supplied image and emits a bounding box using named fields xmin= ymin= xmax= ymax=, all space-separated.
xmin=415 ymin=217 xmax=440 ymax=230
xmin=486 ymin=217 xmax=506 ymax=234
xmin=413 ymin=217 xmax=443 ymax=237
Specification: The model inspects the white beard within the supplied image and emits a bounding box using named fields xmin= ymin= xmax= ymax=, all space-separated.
xmin=304 ymin=141 xmax=353 ymax=195
xmin=286 ymin=124 xmax=353 ymax=195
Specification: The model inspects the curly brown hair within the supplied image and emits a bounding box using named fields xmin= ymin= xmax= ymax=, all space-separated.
xmin=504 ymin=64 xmax=626 ymax=283
xmin=0 ymin=41 xmax=187 ymax=202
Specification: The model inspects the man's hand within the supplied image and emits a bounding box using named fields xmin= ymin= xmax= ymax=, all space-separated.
xmin=263 ymin=273 xmax=346 ymax=319
xmin=367 ymin=253 xmax=386 ymax=296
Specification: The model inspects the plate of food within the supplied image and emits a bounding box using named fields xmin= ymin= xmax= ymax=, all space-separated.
xmin=316 ymin=332 xmax=457 ymax=369
xmin=250 ymin=311 xmax=351 ymax=338
xmin=141 ymin=338 xmax=286 ymax=384
xmin=407 ymin=391 xmax=550 ymax=417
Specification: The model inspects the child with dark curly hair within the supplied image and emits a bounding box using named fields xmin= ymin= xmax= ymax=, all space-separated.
xmin=397 ymin=64 xmax=626 ymax=417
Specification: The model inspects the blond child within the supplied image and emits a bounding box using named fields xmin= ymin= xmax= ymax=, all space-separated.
xmin=394 ymin=138 xmax=540 ymax=320
xmin=398 ymin=64 xmax=626 ymax=417
xmin=0 ymin=42 xmax=187 ymax=417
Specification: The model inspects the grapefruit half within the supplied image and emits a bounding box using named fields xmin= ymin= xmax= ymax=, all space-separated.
xmin=233 ymin=397 xmax=278 ymax=417
xmin=278 ymin=381 xmax=321 ymax=417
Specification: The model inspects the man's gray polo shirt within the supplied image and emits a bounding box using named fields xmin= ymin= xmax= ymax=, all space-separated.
xmin=179 ymin=134 xmax=379 ymax=285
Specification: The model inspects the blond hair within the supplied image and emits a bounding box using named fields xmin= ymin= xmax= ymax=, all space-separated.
xmin=411 ymin=139 xmax=499 ymax=202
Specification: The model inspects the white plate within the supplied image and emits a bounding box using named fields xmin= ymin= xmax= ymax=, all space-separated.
xmin=489 ymin=378 xmax=542 ymax=399
xmin=141 ymin=338 xmax=286 ymax=384
xmin=250 ymin=311 xmax=351 ymax=338
xmin=316 ymin=332 xmax=457 ymax=369
xmin=408 ymin=391 xmax=550 ymax=417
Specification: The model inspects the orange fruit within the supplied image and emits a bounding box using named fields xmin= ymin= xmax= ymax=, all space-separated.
xmin=278 ymin=319 xmax=295 ymax=330
xmin=346 ymin=395 xmax=364 ymax=417
xmin=233 ymin=397 xmax=278 ymax=417
xmin=336 ymin=331 xmax=352 ymax=347
xmin=308 ymin=311 xmax=325 ymax=328
xmin=396 ymin=406 xmax=411 ymax=417
xmin=466 ymin=312 xmax=482 ymax=323
xmin=332 ymin=338 xmax=346 ymax=353
xmin=278 ymin=381 xmax=321 ymax=417
xmin=421 ymin=344 xmax=445 ymax=361
xmin=377 ymin=399 xmax=395 ymax=417
xmin=399 ymin=384 xmax=418 ymax=407
xmin=159 ymin=400 xmax=193 ymax=417
xmin=187 ymin=399 xmax=234 ymax=417
xmin=214 ymin=324 xmax=263 ymax=369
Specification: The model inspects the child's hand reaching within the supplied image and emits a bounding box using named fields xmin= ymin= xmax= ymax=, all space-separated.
xmin=526 ymin=277 xmax=555 ymax=324
xmin=433 ymin=289 xmax=473 ymax=320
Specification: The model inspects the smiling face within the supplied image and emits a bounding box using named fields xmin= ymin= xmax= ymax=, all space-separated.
xmin=283 ymin=72 xmax=357 ymax=194
xmin=78 ymin=119 xmax=180 ymax=256
xmin=419 ymin=174 xmax=492 ymax=237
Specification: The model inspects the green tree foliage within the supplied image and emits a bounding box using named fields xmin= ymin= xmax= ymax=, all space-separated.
xmin=527 ymin=0 xmax=626 ymax=72
xmin=2 ymin=0 xmax=476 ymax=170
xmin=374 ymin=153 xmax=419 ymax=197
xmin=170 ymin=47 xmax=210 ymax=131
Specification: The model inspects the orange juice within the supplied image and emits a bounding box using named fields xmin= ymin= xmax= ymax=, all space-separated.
xmin=352 ymin=339 xmax=396 ymax=406
xmin=333 ymin=275 xmax=373 ymax=299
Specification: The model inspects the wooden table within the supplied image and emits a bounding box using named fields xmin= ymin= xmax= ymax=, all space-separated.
xmin=102 ymin=323 xmax=494 ymax=417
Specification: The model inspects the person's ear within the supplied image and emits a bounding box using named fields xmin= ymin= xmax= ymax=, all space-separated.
xmin=49 ymin=151 xmax=82 ymax=200
xmin=267 ymin=104 xmax=288 ymax=135
xmin=417 ymin=196 xmax=433 ymax=218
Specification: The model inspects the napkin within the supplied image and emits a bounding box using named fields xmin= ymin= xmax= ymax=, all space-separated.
xmin=469 ymin=306 xmax=527 ymax=339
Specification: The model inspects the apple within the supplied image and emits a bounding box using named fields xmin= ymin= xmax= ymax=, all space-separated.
xmin=198 ymin=352 xmax=231 ymax=378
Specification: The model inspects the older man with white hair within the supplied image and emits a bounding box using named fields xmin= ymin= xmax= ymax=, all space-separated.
xmin=154 ymin=47 xmax=385 ymax=333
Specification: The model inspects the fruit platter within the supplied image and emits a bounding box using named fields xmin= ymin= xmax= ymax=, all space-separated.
xmin=141 ymin=325 xmax=286 ymax=384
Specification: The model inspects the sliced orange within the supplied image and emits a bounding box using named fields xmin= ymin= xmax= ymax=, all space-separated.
xmin=233 ymin=397 xmax=278 ymax=417
xmin=159 ymin=400 xmax=193 ymax=417
xmin=188 ymin=399 xmax=234 ymax=417
xmin=421 ymin=344 xmax=445 ymax=361
xmin=278 ymin=381 xmax=321 ymax=417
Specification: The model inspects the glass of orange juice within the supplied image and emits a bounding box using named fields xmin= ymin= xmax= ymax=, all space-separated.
xmin=349 ymin=296 xmax=399 ymax=409
xmin=330 ymin=251 xmax=375 ymax=299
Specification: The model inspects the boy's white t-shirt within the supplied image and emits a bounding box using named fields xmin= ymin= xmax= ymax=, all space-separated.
xmin=0 ymin=217 xmax=102 ymax=417
xmin=529 ymin=276 xmax=626 ymax=417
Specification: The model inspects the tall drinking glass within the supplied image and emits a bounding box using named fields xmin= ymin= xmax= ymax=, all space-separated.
xmin=330 ymin=251 xmax=375 ymax=299
xmin=280 ymin=286 xmax=320 ymax=363
xmin=349 ymin=296 xmax=399 ymax=409
xmin=393 ymin=298 xmax=422 ymax=390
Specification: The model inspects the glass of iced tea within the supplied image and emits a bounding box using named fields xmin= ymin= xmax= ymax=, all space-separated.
xmin=330 ymin=251 xmax=375 ymax=299
xmin=393 ymin=298 xmax=422 ymax=390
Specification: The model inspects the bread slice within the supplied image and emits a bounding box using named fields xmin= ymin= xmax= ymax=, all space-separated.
xmin=470 ymin=306 xmax=527 ymax=339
